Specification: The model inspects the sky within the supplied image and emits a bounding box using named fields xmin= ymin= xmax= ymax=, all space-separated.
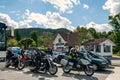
xmin=0 ymin=0 xmax=120 ymax=32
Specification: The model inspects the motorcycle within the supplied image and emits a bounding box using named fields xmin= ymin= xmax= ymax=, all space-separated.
xmin=60 ymin=55 xmax=94 ymax=76
xmin=27 ymin=54 xmax=58 ymax=75
xmin=5 ymin=53 xmax=25 ymax=70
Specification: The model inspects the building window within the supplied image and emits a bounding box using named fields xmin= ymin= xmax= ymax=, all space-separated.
xmin=104 ymin=45 xmax=111 ymax=52
xmin=58 ymin=38 xmax=62 ymax=43
xmin=96 ymin=45 xmax=101 ymax=52
xmin=90 ymin=45 xmax=94 ymax=51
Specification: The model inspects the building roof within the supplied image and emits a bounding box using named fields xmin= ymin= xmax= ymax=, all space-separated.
xmin=59 ymin=33 xmax=79 ymax=46
xmin=86 ymin=38 xmax=108 ymax=45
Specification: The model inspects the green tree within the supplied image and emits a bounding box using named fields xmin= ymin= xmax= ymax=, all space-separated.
xmin=75 ymin=26 xmax=93 ymax=45
xmin=108 ymin=31 xmax=115 ymax=42
xmin=38 ymin=32 xmax=53 ymax=47
xmin=30 ymin=31 xmax=38 ymax=46
xmin=18 ymin=38 xmax=36 ymax=49
xmin=7 ymin=38 xmax=18 ymax=47
xmin=88 ymin=28 xmax=99 ymax=39
xmin=109 ymin=13 xmax=120 ymax=52
xmin=14 ymin=30 xmax=21 ymax=41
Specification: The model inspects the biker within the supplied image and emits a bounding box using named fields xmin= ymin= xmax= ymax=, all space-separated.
xmin=20 ymin=47 xmax=25 ymax=57
xmin=6 ymin=48 xmax=14 ymax=63
xmin=33 ymin=48 xmax=42 ymax=72
xmin=6 ymin=47 xmax=19 ymax=67
xmin=45 ymin=45 xmax=53 ymax=56
xmin=69 ymin=48 xmax=77 ymax=68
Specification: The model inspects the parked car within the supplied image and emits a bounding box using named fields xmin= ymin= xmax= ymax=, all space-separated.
xmin=86 ymin=51 xmax=111 ymax=66
xmin=76 ymin=51 xmax=110 ymax=70
xmin=7 ymin=47 xmax=21 ymax=54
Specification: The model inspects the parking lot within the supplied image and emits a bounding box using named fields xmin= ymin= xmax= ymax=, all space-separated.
xmin=0 ymin=56 xmax=120 ymax=80
xmin=0 ymin=65 xmax=115 ymax=80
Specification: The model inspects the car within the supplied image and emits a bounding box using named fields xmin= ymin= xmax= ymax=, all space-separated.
xmin=86 ymin=51 xmax=111 ymax=66
xmin=76 ymin=51 xmax=110 ymax=70
xmin=7 ymin=47 xmax=21 ymax=54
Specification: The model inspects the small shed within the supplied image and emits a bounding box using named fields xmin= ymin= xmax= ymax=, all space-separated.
xmin=82 ymin=38 xmax=115 ymax=56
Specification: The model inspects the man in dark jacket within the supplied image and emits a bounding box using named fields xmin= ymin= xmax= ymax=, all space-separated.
xmin=45 ymin=46 xmax=53 ymax=56
xmin=6 ymin=48 xmax=14 ymax=62
xmin=34 ymin=49 xmax=42 ymax=72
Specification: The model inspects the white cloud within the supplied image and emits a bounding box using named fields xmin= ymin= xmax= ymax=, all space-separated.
xmin=0 ymin=10 xmax=75 ymax=31
xmin=0 ymin=13 xmax=32 ymax=29
xmin=103 ymin=0 xmax=120 ymax=15
xmin=43 ymin=0 xmax=80 ymax=13
xmin=86 ymin=22 xmax=113 ymax=32
xmin=83 ymin=4 xmax=89 ymax=9
xmin=24 ymin=10 xmax=75 ymax=31
xmin=18 ymin=21 xmax=32 ymax=28
xmin=0 ymin=13 xmax=18 ymax=28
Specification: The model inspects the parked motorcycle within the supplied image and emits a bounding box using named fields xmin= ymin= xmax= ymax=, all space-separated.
xmin=5 ymin=53 xmax=25 ymax=70
xmin=61 ymin=55 xmax=94 ymax=76
xmin=27 ymin=54 xmax=58 ymax=75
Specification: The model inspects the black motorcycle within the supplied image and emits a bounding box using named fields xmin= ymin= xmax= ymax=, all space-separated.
xmin=61 ymin=55 xmax=94 ymax=76
xmin=27 ymin=54 xmax=58 ymax=75
xmin=5 ymin=53 xmax=25 ymax=70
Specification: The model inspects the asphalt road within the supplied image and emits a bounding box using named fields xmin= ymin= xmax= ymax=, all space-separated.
xmin=0 ymin=56 xmax=119 ymax=80
xmin=0 ymin=65 xmax=115 ymax=80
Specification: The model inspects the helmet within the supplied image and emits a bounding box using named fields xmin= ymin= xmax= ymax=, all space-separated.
xmin=70 ymin=48 xmax=75 ymax=52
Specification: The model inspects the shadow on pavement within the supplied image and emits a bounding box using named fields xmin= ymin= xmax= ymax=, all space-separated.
xmin=95 ymin=69 xmax=114 ymax=75
xmin=0 ymin=67 xmax=24 ymax=72
xmin=62 ymin=72 xmax=98 ymax=80
xmin=23 ymin=70 xmax=58 ymax=79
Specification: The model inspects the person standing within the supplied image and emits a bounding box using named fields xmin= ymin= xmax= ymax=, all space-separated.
xmin=45 ymin=45 xmax=53 ymax=56
xmin=34 ymin=49 xmax=42 ymax=72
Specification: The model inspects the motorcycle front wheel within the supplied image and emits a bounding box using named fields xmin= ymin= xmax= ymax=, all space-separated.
xmin=17 ymin=60 xmax=25 ymax=70
xmin=84 ymin=67 xmax=94 ymax=76
xmin=48 ymin=64 xmax=58 ymax=75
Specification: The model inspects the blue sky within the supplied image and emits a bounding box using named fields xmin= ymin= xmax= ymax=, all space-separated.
xmin=0 ymin=0 xmax=120 ymax=32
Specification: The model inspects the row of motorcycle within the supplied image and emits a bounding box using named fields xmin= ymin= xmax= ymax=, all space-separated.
xmin=5 ymin=52 xmax=94 ymax=76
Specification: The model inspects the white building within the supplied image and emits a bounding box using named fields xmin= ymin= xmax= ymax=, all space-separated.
xmin=82 ymin=38 xmax=115 ymax=56
xmin=53 ymin=33 xmax=79 ymax=52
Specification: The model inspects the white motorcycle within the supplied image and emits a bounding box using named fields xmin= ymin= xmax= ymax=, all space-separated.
xmin=61 ymin=55 xmax=94 ymax=76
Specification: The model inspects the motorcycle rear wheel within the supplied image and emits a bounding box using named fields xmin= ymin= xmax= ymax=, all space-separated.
xmin=5 ymin=63 xmax=10 ymax=68
xmin=63 ymin=64 xmax=71 ymax=73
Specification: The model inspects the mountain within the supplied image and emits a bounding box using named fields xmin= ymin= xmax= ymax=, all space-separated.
xmin=12 ymin=28 xmax=71 ymax=38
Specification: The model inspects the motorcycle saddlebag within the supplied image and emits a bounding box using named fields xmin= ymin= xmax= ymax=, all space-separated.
xmin=60 ymin=59 xmax=68 ymax=66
